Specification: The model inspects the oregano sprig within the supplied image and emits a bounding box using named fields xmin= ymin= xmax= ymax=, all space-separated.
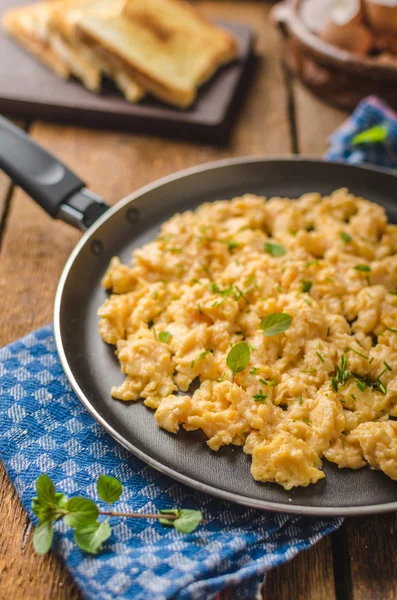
xmin=32 ymin=474 xmax=203 ymax=556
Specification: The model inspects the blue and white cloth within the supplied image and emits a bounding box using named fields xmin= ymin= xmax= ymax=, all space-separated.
xmin=3 ymin=96 xmax=396 ymax=600
xmin=326 ymin=95 xmax=397 ymax=168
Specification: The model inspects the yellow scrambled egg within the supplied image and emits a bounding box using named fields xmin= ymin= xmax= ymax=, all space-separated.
xmin=98 ymin=189 xmax=397 ymax=490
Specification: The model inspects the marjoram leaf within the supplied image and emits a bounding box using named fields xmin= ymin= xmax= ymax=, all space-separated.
xmin=64 ymin=497 xmax=99 ymax=528
xmin=260 ymin=313 xmax=292 ymax=337
xmin=226 ymin=342 xmax=250 ymax=376
xmin=97 ymin=475 xmax=123 ymax=504
xmin=74 ymin=521 xmax=112 ymax=554
xmin=173 ymin=509 xmax=203 ymax=533
xmin=36 ymin=474 xmax=56 ymax=505
xmin=33 ymin=521 xmax=54 ymax=555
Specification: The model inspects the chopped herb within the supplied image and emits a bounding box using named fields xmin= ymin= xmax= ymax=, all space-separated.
xmin=226 ymin=342 xmax=250 ymax=381
xmin=356 ymin=379 xmax=366 ymax=391
xmin=354 ymin=264 xmax=371 ymax=272
xmin=302 ymin=369 xmax=315 ymax=373
xmin=305 ymin=223 xmax=315 ymax=232
xmin=346 ymin=347 xmax=368 ymax=360
xmin=158 ymin=331 xmax=172 ymax=344
xmin=191 ymin=279 xmax=200 ymax=285
xmin=383 ymin=361 xmax=392 ymax=371
xmin=316 ymin=351 xmax=325 ymax=363
xmin=190 ymin=360 xmax=195 ymax=368
xmin=152 ymin=290 xmax=158 ymax=299
xmin=210 ymin=282 xmax=221 ymax=293
xmin=305 ymin=260 xmax=319 ymax=269
xmin=217 ymin=371 xmax=227 ymax=383
xmin=331 ymin=355 xmax=351 ymax=392
xmin=260 ymin=313 xmax=292 ymax=336
xmin=326 ymin=326 xmax=331 ymax=337
xmin=369 ymin=357 xmax=374 ymax=364
xmin=298 ymin=395 xmax=303 ymax=405
xmin=366 ymin=275 xmax=371 ymax=287
xmin=197 ymin=304 xmax=203 ymax=314
xmin=235 ymin=331 xmax=243 ymax=336
xmin=325 ymin=277 xmax=335 ymax=283
xmin=264 ymin=242 xmax=286 ymax=257
xmin=351 ymin=394 xmax=356 ymax=400
xmin=379 ymin=382 xmax=387 ymax=394
xmin=352 ymin=124 xmax=388 ymax=146
xmin=341 ymin=231 xmax=353 ymax=243
xmin=197 ymin=350 xmax=212 ymax=360
xmin=249 ymin=344 xmax=257 ymax=352
xmin=386 ymin=326 xmax=397 ymax=333
xmin=259 ymin=378 xmax=267 ymax=385
xmin=244 ymin=276 xmax=258 ymax=289
xmin=249 ymin=367 xmax=259 ymax=375
xmin=166 ymin=247 xmax=183 ymax=254
xmin=303 ymin=298 xmax=312 ymax=306
xmin=301 ymin=280 xmax=312 ymax=293
xmin=276 ymin=285 xmax=283 ymax=293
xmin=302 ymin=419 xmax=312 ymax=425
xmin=234 ymin=285 xmax=249 ymax=305
xmin=228 ymin=240 xmax=240 ymax=252
xmin=253 ymin=390 xmax=268 ymax=403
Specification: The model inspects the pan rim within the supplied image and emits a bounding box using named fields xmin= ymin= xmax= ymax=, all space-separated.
xmin=54 ymin=156 xmax=397 ymax=516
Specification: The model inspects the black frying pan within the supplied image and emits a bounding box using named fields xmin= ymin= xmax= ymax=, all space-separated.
xmin=1 ymin=115 xmax=396 ymax=516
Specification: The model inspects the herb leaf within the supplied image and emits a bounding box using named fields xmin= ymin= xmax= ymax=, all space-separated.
xmin=354 ymin=264 xmax=371 ymax=272
xmin=36 ymin=474 xmax=56 ymax=506
xmin=260 ymin=313 xmax=292 ymax=336
xmin=97 ymin=475 xmax=123 ymax=505
xmin=226 ymin=342 xmax=250 ymax=378
xmin=64 ymin=497 xmax=99 ymax=529
xmin=253 ymin=390 xmax=268 ymax=403
xmin=352 ymin=125 xmax=388 ymax=146
xmin=264 ymin=242 xmax=286 ymax=257
xmin=173 ymin=509 xmax=202 ymax=533
xmin=301 ymin=280 xmax=312 ymax=293
xmin=341 ymin=231 xmax=353 ymax=243
xmin=33 ymin=520 xmax=54 ymax=555
xmin=159 ymin=509 xmax=180 ymax=526
xmin=74 ymin=521 xmax=112 ymax=554
xmin=158 ymin=331 xmax=172 ymax=344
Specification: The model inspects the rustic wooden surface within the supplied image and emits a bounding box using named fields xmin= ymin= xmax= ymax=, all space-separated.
xmin=0 ymin=3 xmax=396 ymax=600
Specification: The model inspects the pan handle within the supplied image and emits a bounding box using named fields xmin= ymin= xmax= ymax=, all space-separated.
xmin=0 ymin=115 xmax=109 ymax=231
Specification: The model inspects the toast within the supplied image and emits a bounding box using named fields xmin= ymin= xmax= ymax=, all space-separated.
xmin=48 ymin=0 xmax=144 ymax=101
xmin=2 ymin=3 xmax=71 ymax=80
xmin=76 ymin=0 xmax=238 ymax=108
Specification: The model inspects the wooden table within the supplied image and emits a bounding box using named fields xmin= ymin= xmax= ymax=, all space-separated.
xmin=0 ymin=2 xmax=396 ymax=599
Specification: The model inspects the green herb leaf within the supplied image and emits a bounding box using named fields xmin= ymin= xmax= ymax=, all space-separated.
xmin=302 ymin=418 xmax=312 ymax=425
xmin=264 ymin=242 xmax=286 ymax=257
xmin=54 ymin=492 xmax=68 ymax=510
xmin=36 ymin=474 xmax=56 ymax=506
xmin=173 ymin=509 xmax=202 ymax=533
xmin=249 ymin=367 xmax=259 ymax=374
xmin=64 ymin=497 xmax=99 ymax=529
xmin=253 ymin=390 xmax=268 ymax=403
xmin=298 ymin=394 xmax=303 ymax=405
xmin=341 ymin=231 xmax=353 ymax=243
xmin=260 ymin=313 xmax=292 ymax=336
xmin=352 ymin=125 xmax=388 ymax=146
xmin=301 ymin=280 xmax=312 ymax=293
xmin=97 ymin=475 xmax=123 ymax=505
xmin=158 ymin=331 xmax=172 ymax=344
xmin=354 ymin=264 xmax=371 ymax=272
xmin=316 ymin=351 xmax=325 ymax=363
xmin=226 ymin=342 xmax=250 ymax=378
xmin=74 ymin=521 xmax=112 ymax=554
xmin=386 ymin=326 xmax=397 ymax=333
xmin=228 ymin=240 xmax=239 ymax=252
xmin=33 ymin=520 xmax=54 ymax=555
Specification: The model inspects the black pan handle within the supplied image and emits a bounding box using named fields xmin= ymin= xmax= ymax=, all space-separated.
xmin=0 ymin=115 xmax=109 ymax=231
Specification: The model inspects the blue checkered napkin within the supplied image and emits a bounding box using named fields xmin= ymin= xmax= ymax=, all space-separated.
xmin=326 ymin=95 xmax=397 ymax=168
xmin=0 ymin=326 xmax=341 ymax=600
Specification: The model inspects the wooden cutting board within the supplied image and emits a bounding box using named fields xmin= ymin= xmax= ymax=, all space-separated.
xmin=0 ymin=0 xmax=254 ymax=143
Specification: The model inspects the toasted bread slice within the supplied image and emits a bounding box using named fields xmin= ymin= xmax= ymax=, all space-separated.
xmin=2 ymin=3 xmax=71 ymax=80
xmin=48 ymin=0 xmax=144 ymax=101
xmin=76 ymin=0 xmax=238 ymax=108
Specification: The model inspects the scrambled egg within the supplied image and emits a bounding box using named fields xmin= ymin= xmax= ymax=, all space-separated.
xmin=98 ymin=189 xmax=397 ymax=490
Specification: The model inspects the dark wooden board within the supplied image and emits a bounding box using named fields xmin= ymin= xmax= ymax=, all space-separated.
xmin=0 ymin=0 xmax=254 ymax=143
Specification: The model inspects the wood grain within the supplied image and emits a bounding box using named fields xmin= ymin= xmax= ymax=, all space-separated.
xmin=264 ymin=536 xmax=336 ymax=600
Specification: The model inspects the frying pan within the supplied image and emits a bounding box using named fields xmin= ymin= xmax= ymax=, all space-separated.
xmin=1 ymin=114 xmax=396 ymax=516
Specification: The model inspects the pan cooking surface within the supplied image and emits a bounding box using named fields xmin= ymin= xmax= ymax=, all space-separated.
xmin=55 ymin=158 xmax=397 ymax=515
